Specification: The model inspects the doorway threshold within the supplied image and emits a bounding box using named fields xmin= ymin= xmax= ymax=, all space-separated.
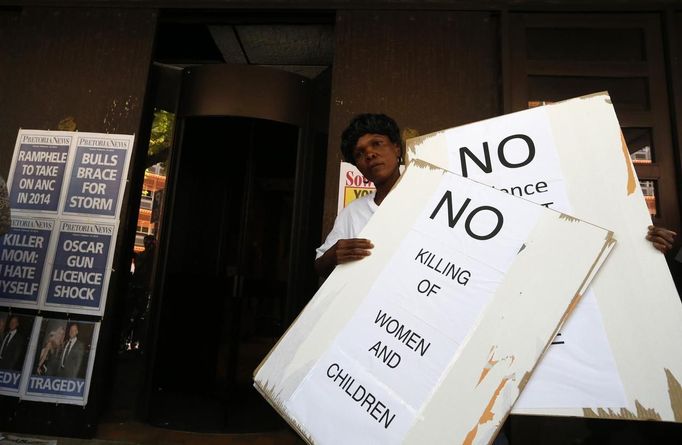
xmin=96 ymin=421 xmax=303 ymax=445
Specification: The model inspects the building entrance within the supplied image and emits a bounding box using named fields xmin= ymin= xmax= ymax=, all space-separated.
xmin=127 ymin=64 xmax=329 ymax=433
xmin=148 ymin=116 xmax=298 ymax=431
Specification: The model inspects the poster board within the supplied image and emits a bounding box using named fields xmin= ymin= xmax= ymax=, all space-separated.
xmin=20 ymin=316 xmax=100 ymax=406
xmin=338 ymin=162 xmax=375 ymax=213
xmin=337 ymin=162 xmax=406 ymax=213
xmin=406 ymin=92 xmax=682 ymax=421
xmin=255 ymin=161 xmax=614 ymax=444
xmin=0 ymin=310 xmax=36 ymax=397
xmin=1 ymin=129 xmax=133 ymax=315
xmin=0 ymin=129 xmax=133 ymax=406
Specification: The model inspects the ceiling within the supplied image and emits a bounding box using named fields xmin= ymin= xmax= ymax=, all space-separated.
xmin=155 ymin=20 xmax=335 ymax=79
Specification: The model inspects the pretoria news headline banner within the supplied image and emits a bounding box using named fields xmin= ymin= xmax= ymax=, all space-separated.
xmin=20 ymin=316 xmax=100 ymax=406
xmin=0 ymin=310 xmax=36 ymax=397
xmin=2 ymin=129 xmax=133 ymax=315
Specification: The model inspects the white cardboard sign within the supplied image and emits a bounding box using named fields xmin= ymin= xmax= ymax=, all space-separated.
xmin=407 ymin=92 xmax=682 ymax=421
xmin=255 ymin=161 xmax=614 ymax=444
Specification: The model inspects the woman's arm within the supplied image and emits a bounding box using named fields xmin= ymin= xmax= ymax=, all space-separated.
xmin=314 ymin=238 xmax=374 ymax=278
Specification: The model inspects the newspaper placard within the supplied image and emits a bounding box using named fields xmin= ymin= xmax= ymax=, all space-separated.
xmin=0 ymin=218 xmax=56 ymax=308
xmin=0 ymin=310 xmax=36 ymax=396
xmin=62 ymin=134 xmax=132 ymax=219
xmin=7 ymin=132 xmax=72 ymax=213
xmin=4 ymin=129 xmax=133 ymax=317
xmin=21 ymin=316 xmax=99 ymax=405
xmin=43 ymin=220 xmax=116 ymax=314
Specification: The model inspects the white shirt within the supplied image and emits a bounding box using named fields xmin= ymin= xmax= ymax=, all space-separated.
xmin=0 ymin=329 xmax=16 ymax=357
xmin=315 ymin=193 xmax=378 ymax=259
xmin=61 ymin=337 xmax=76 ymax=366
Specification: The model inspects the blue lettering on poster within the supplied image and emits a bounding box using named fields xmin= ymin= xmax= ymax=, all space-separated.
xmin=10 ymin=143 xmax=70 ymax=212
xmin=64 ymin=146 xmax=126 ymax=217
xmin=46 ymin=230 xmax=111 ymax=309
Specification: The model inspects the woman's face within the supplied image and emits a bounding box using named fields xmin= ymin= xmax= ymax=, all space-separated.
xmin=54 ymin=327 xmax=65 ymax=344
xmin=352 ymin=133 xmax=401 ymax=188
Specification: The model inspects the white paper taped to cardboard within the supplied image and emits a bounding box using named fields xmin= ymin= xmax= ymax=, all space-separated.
xmin=407 ymin=92 xmax=682 ymax=421
xmin=255 ymin=161 xmax=615 ymax=444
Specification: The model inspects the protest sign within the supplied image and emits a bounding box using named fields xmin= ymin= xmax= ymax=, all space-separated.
xmin=338 ymin=162 xmax=375 ymax=213
xmin=0 ymin=310 xmax=36 ymax=396
xmin=21 ymin=316 xmax=99 ymax=406
xmin=255 ymin=161 xmax=614 ymax=444
xmin=337 ymin=162 xmax=406 ymax=213
xmin=407 ymin=92 xmax=682 ymax=421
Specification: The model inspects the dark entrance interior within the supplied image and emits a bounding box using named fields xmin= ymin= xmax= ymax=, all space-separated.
xmin=148 ymin=116 xmax=299 ymax=431
xmin=101 ymin=11 xmax=333 ymax=435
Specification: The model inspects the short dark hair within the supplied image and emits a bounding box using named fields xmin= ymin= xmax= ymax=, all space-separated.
xmin=340 ymin=113 xmax=402 ymax=165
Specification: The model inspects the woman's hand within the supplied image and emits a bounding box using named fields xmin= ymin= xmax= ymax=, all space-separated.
xmin=329 ymin=238 xmax=374 ymax=265
xmin=647 ymin=225 xmax=677 ymax=254
xmin=315 ymin=238 xmax=374 ymax=277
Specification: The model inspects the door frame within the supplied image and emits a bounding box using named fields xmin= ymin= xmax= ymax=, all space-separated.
xmin=143 ymin=64 xmax=320 ymax=423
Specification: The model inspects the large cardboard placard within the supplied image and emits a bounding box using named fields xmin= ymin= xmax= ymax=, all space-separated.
xmin=406 ymin=92 xmax=682 ymax=421
xmin=255 ymin=161 xmax=614 ymax=444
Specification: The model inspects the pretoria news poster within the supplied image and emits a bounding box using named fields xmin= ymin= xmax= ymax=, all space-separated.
xmin=2 ymin=130 xmax=132 ymax=315
xmin=0 ymin=129 xmax=133 ymax=406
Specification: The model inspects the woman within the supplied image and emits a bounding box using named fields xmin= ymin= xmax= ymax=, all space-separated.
xmin=315 ymin=114 xmax=403 ymax=277
xmin=36 ymin=325 xmax=65 ymax=376
xmin=315 ymin=113 xmax=677 ymax=277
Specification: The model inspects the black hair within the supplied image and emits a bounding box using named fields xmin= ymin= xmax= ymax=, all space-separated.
xmin=340 ymin=113 xmax=402 ymax=165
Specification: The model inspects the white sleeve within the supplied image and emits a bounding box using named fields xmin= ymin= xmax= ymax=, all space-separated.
xmin=315 ymin=208 xmax=354 ymax=259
